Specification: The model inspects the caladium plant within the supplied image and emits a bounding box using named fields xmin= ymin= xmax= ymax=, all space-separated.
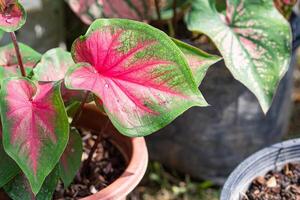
xmin=67 ymin=0 xmax=293 ymax=114
xmin=0 ymin=0 xmax=292 ymax=199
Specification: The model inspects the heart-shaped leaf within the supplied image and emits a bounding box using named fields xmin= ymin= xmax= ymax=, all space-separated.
xmin=0 ymin=78 xmax=69 ymax=194
xmin=186 ymin=0 xmax=292 ymax=113
xmin=33 ymin=48 xmax=74 ymax=82
xmin=65 ymin=0 xmax=153 ymax=25
xmin=173 ymin=39 xmax=221 ymax=86
xmin=0 ymin=43 xmax=41 ymax=83
xmin=0 ymin=139 xmax=20 ymax=188
xmin=59 ymin=128 xmax=82 ymax=188
xmin=0 ymin=0 xmax=26 ymax=32
xmin=4 ymin=168 xmax=59 ymax=200
xmin=65 ymin=19 xmax=206 ymax=137
xmin=32 ymin=48 xmax=88 ymax=103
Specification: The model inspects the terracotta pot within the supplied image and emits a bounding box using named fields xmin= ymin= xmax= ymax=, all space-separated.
xmin=75 ymin=104 xmax=149 ymax=200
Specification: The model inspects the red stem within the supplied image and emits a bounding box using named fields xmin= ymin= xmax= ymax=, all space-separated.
xmin=71 ymin=91 xmax=91 ymax=126
xmin=10 ymin=32 xmax=26 ymax=77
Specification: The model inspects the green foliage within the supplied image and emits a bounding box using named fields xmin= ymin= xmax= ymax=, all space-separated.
xmin=4 ymin=168 xmax=59 ymax=200
xmin=0 ymin=140 xmax=19 ymax=188
xmin=186 ymin=0 xmax=292 ymax=113
xmin=59 ymin=129 xmax=82 ymax=188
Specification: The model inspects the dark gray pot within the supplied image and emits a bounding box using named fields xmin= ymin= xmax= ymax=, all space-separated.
xmin=221 ymin=139 xmax=300 ymax=200
xmin=147 ymin=13 xmax=300 ymax=185
xmin=146 ymin=51 xmax=295 ymax=185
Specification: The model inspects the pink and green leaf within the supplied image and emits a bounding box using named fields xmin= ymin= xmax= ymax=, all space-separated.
xmin=59 ymin=128 xmax=82 ymax=188
xmin=33 ymin=48 xmax=74 ymax=82
xmin=4 ymin=168 xmax=59 ymax=200
xmin=65 ymin=19 xmax=206 ymax=137
xmin=32 ymin=48 xmax=87 ymax=103
xmin=0 ymin=0 xmax=26 ymax=32
xmin=0 ymin=42 xmax=41 ymax=83
xmin=186 ymin=0 xmax=292 ymax=113
xmin=0 ymin=77 xmax=69 ymax=194
xmin=0 ymin=139 xmax=20 ymax=188
xmin=173 ymin=39 xmax=221 ymax=86
xmin=65 ymin=0 xmax=152 ymax=25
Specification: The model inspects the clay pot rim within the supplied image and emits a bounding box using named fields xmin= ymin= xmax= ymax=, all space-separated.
xmin=81 ymin=137 xmax=148 ymax=200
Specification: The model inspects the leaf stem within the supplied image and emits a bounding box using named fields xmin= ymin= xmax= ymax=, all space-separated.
xmin=82 ymin=118 xmax=110 ymax=176
xmin=154 ymin=0 xmax=161 ymax=20
xmin=172 ymin=0 xmax=177 ymax=36
xmin=71 ymin=91 xmax=90 ymax=126
xmin=10 ymin=32 xmax=26 ymax=77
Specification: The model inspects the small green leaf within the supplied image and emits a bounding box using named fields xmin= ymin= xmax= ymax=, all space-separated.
xmin=4 ymin=168 xmax=59 ymax=200
xmin=173 ymin=39 xmax=221 ymax=86
xmin=0 ymin=0 xmax=27 ymax=32
xmin=0 ymin=139 xmax=20 ymax=188
xmin=186 ymin=0 xmax=292 ymax=113
xmin=59 ymin=128 xmax=82 ymax=188
xmin=33 ymin=48 xmax=74 ymax=82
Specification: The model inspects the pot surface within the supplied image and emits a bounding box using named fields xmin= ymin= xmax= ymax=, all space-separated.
xmin=76 ymin=104 xmax=149 ymax=200
xmin=147 ymin=55 xmax=294 ymax=184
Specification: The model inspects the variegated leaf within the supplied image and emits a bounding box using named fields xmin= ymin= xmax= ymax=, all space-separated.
xmin=65 ymin=19 xmax=206 ymax=137
xmin=186 ymin=0 xmax=292 ymax=113
xmin=0 ymin=78 xmax=69 ymax=194
xmin=65 ymin=0 xmax=153 ymax=25
xmin=33 ymin=48 xmax=74 ymax=82
xmin=0 ymin=43 xmax=41 ymax=83
xmin=0 ymin=0 xmax=26 ymax=32
xmin=59 ymin=129 xmax=82 ymax=188
xmin=173 ymin=39 xmax=221 ymax=86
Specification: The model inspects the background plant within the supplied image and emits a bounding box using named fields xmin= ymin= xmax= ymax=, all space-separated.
xmin=0 ymin=0 xmax=293 ymax=199
xmin=0 ymin=0 xmax=221 ymax=198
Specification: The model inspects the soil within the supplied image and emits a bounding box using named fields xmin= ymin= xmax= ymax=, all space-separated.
xmin=243 ymin=163 xmax=300 ymax=200
xmin=54 ymin=129 xmax=126 ymax=200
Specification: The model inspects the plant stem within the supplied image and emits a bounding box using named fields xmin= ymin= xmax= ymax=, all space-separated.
xmin=168 ymin=20 xmax=175 ymax=38
xmin=154 ymin=0 xmax=161 ymax=20
xmin=10 ymin=32 xmax=26 ymax=77
xmin=172 ymin=0 xmax=177 ymax=36
xmin=71 ymin=91 xmax=90 ymax=126
xmin=82 ymin=118 xmax=110 ymax=176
